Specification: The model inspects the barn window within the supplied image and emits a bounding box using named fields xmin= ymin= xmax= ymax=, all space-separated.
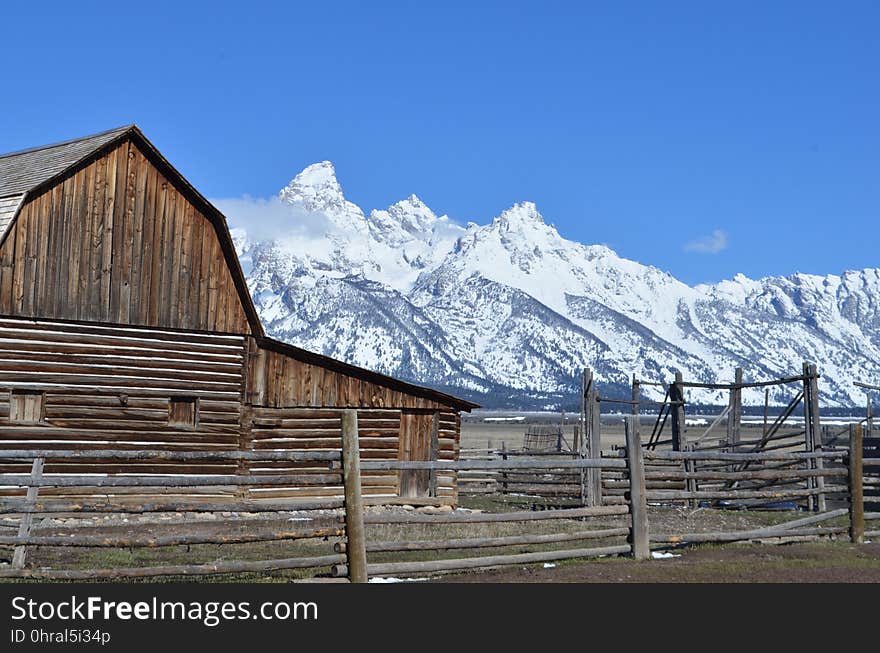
xmin=169 ymin=397 xmax=199 ymax=429
xmin=10 ymin=390 xmax=44 ymax=424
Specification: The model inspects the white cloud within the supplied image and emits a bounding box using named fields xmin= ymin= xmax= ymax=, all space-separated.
xmin=684 ymin=229 xmax=728 ymax=254
xmin=212 ymin=195 xmax=335 ymax=242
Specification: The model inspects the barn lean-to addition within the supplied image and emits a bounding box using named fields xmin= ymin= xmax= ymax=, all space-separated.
xmin=0 ymin=125 xmax=477 ymax=505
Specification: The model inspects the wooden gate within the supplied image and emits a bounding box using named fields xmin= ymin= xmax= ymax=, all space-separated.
xmin=398 ymin=410 xmax=437 ymax=498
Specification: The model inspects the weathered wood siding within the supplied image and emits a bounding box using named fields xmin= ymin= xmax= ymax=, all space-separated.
xmin=0 ymin=139 xmax=250 ymax=334
xmin=243 ymin=343 xmax=462 ymax=500
xmin=247 ymin=407 xmax=459 ymax=502
xmin=398 ymin=411 xmax=433 ymax=498
xmin=248 ymin=344 xmax=453 ymax=411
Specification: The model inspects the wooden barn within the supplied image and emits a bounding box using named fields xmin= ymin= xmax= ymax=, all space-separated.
xmin=0 ymin=125 xmax=476 ymax=505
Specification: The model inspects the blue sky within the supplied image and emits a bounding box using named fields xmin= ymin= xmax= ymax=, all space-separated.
xmin=1 ymin=1 xmax=877 ymax=284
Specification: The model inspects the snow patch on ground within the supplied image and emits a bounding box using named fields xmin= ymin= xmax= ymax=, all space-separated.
xmin=652 ymin=551 xmax=682 ymax=559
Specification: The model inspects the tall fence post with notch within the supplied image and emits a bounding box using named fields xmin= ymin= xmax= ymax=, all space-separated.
xmin=726 ymin=367 xmax=743 ymax=452
xmin=670 ymin=372 xmax=686 ymax=451
xmin=848 ymin=423 xmax=864 ymax=544
xmin=808 ymin=363 xmax=826 ymax=511
xmin=341 ymin=410 xmax=368 ymax=582
xmin=580 ymin=368 xmax=592 ymax=506
xmin=625 ymin=416 xmax=650 ymax=560
xmin=12 ymin=457 xmax=44 ymax=569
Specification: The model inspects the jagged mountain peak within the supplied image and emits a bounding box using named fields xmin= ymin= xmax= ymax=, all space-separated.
xmin=280 ymin=161 xmax=339 ymax=200
xmin=394 ymin=193 xmax=430 ymax=210
xmin=278 ymin=161 xmax=365 ymax=224
xmin=493 ymin=201 xmax=547 ymax=228
xmin=370 ymin=193 xmax=439 ymax=236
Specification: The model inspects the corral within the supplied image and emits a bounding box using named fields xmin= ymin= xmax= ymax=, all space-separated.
xmin=0 ymin=398 xmax=876 ymax=582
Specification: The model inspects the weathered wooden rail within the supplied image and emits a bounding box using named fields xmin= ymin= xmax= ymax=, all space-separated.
xmin=328 ymin=414 xmax=650 ymax=579
xmin=1 ymin=411 xmax=875 ymax=582
xmin=0 ymin=447 xmax=350 ymax=580
xmin=581 ymin=364 xmax=857 ymax=512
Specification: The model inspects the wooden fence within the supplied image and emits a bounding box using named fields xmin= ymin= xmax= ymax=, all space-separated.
xmin=578 ymin=364 xmax=844 ymax=511
xmin=0 ymin=448 xmax=348 ymax=580
xmin=457 ymin=449 xmax=585 ymax=502
xmin=1 ymin=412 xmax=876 ymax=582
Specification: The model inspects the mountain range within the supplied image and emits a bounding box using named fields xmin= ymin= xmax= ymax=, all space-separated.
xmin=223 ymin=162 xmax=880 ymax=409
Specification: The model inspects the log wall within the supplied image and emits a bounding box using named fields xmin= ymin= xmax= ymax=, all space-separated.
xmin=0 ymin=316 xmax=245 ymax=495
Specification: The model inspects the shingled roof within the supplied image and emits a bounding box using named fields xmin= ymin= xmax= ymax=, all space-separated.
xmin=0 ymin=125 xmax=132 ymax=197
xmin=0 ymin=125 xmax=133 ymax=242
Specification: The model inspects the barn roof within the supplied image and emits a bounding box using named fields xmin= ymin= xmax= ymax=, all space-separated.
xmin=0 ymin=126 xmax=134 ymax=243
xmin=0 ymin=125 xmax=132 ymax=198
xmin=0 ymin=126 xmax=479 ymax=412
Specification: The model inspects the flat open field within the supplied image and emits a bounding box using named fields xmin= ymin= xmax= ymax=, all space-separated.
xmin=460 ymin=410 xmax=858 ymax=452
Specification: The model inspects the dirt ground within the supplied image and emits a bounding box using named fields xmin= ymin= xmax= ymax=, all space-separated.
xmin=433 ymin=541 xmax=880 ymax=583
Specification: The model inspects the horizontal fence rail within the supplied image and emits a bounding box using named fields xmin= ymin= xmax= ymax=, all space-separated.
xmin=0 ymin=447 xmax=352 ymax=581
xmin=334 ymin=413 xmax=651 ymax=581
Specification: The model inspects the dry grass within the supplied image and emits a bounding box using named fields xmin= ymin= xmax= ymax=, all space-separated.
xmin=3 ymin=497 xmax=852 ymax=582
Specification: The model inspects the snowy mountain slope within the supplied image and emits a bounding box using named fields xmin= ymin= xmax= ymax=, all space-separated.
xmin=223 ymin=162 xmax=880 ymax=409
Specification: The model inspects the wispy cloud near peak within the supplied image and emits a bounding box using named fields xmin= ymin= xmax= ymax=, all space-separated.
xmin=684 ymin=229 xmax=728 ymax=254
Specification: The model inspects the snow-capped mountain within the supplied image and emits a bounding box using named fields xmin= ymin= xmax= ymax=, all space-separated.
xmin=224 ymin=162 xmax=880 ymax=409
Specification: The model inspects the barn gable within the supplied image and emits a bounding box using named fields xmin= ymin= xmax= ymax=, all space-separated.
xmin=0 ymin=127 xmax=263 ymax=336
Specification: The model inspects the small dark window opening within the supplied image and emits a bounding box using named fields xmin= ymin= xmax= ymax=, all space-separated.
xmin=10 ymin=390 xmax=45 ymax=424
xmin=169 ymin=397 xmax=199 ymax=429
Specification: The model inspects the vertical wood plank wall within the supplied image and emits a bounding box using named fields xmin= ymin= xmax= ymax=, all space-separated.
xmin=0 ymin=139 xmax=250 ymax=334
xmin=248 ymin=346 xmax=454 ymax=411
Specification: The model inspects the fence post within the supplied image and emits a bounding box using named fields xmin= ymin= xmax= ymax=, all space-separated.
xmin=501 ymin=445 xmax=508 ymax=495
xmin=341 ymin=410 xmax=368 ymax=583
xmin=684 ymin=444 xmax=697 ymax=509
xmin=12 ymin=457 xmax=44 ymax=569
xmin=808 ymin=364 xmax=826 ymax=511
xmin=802 ymin=361 xmax=817 ymax=511
xmin=589 ymin=391 xmax=602 ymax=506
xmin=670 ymin=372 xmax=686 ymax=451
xmin=848 ymin=423 xmax=864 ymax=544
xmin=625 ymin=416 xmax=650 ymax=560
xmin=726 ymin=368 xmax=743 ymax=452
xmin=579 ymin=369 xmax=591 ymax=506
